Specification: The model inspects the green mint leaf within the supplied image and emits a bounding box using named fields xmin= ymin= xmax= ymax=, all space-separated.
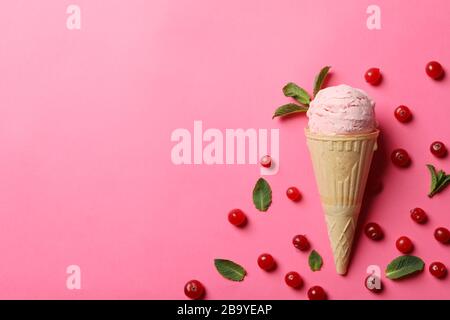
xmin=385 ymin=255 xmax=424 ymax=280
xmin=437 ymin=170 xmax=446 ymax=183
xmin=308 ymin=250 xmax=323 ymax=271
xmin=433 ymin=175 xmax=450 ymax=195
xmin=252 ymin=178 xmax=272 ymax=212
xmin=282 ymin=82 xmax=311 ymax=105
xmin=214 ymin=259 xmax=247 ymax=281
xmin=427 ymin=164 xmax=450 ymax=197
xmin=272 ymin=103 xmax=308 ymax=119
xmin=427 ymin=164 xmax=438 ymax=197
xmin=313 ymin=66 xmax=331 ymax=96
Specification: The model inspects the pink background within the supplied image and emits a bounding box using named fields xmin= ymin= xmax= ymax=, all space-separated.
xmin=0 ymin=0 xmax=449 ymax=299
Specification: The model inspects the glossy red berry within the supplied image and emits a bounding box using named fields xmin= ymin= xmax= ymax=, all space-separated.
xmin=286 ymin=187 xmax=301 ymax=201
xmin=365 ymin=68 xmax=382 ymax=85
xmin=364 ymin=222 xmax=384 ymax=241
xmin=391 ymin=148 xmax=411 ymax=167
xmin=394 ymin=105 xmax=412 ymax=123
xmin=307 ymin=286 xmax=327 ymax=300
xmin=257 ymin=253 xmax=275 ymax=271
xmin=260 ymin=155 xmax=272 ymax=168
xmin=285 ymin=271 xmax=303 ymax=288
xmin=429 ymin=262 xmax=447 ymax=279
xmin=426 ymin=61 xmax=444 ymax=79
xmin=430 ymin=141 xmax=447 ymax=158
xmin=184 ymin=280 xmax=205 ymax=300
xmin=396 ymin=236 xmax=414 ymax=253
xmin=434 ymin=227 xmax=450 ymax=244
xmin=365 ymin=274 xmax=383 ymax=293
xmin=292 ymin=235 xmax=310 ymax=251
xmin=228 ymin=209 xmax=247 ymax=227
xmin=410 ymin=208 xmax=428 ymax=224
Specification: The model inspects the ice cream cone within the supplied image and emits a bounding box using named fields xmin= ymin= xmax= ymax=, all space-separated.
xmin=305 ymin=129 xmax=379 ymax=275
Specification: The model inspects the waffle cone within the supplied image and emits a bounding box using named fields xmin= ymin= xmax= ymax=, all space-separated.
xmin=305 ymin=129 xmax=379 ymax=275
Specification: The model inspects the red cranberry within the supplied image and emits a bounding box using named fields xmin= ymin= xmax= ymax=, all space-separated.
xmin=391 ymin=148 xmax=411 ymax=167
xmin=396 ymin=236 xmax=414 ymax=254
xmin=307 ymin=286 xmax=327 ymax=300
xmin=434 ymin=227 xmax=450 ymax=244
xmin=426 ymin=61 xmax=444 ymax=79
xmin=257 ymin=253 xmax=276 ymax=271
xmin=260 ymin=155 xmax=272 ymax=168
xmin=364 ymin=222 xmax=384 ymax=241
xmin=292 ymin=235 xmax=310 ymax=251
xmin=394 ymin=105 xmax=412 ymax=123
xmin=184 ymin=280 xmax=205 ymax=300
xmin=430 ymin=141 xmax=447 ymax=158
xmin=365 ymin=68 xmax=382 ymax=85
xmin=429 ymin=262 xmax=447 ymax=279
xmin=410 ymin=208 xmax=428 ymax=224
xmin=286 ymin=187 xmax=301 ymax=201
xmin=365 ymin=274 xmax=383 ymax=293
xmin=228 ymin=209 xmax=247 ymax=227
xmin=285 ymin=271 xmax=303 ymax=288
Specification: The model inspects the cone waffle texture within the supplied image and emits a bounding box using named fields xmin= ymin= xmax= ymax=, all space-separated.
xmin=305 ymin=129 xmax=379 ymax=275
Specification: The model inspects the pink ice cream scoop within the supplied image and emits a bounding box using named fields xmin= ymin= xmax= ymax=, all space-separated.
xmin=307 ymin=84 xmax=376 ymax=135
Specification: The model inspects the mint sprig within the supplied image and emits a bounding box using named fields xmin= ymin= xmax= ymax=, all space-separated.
xmin=427 ymin=164 xmax=450 ymax=197
xmin=272 ymin=66 xmax=331 ymax=119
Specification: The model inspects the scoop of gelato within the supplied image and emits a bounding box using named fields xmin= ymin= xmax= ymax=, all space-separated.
xmin=307 ymin=84 xmax=376 ymax=135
